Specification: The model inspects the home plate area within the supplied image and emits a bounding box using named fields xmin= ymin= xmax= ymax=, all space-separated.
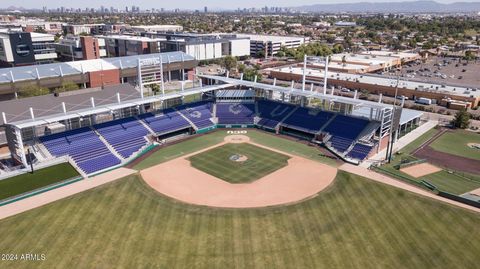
xmin=141 ymin=135 xmax=337 ymax=208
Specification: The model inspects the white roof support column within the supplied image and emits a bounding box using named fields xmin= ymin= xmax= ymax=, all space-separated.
xmin=378 ymin=93 xmax=383 ymax=103
xmin=137 ymin=58 xmax=144 ymax=99
xmin=323 ymin=56 xmax=329 ymax=94
xmin=254 ymin=75 xmax=258 ymax=83
xmin=226 ymin=71 xmax=230 ymax=78
xmin=302 ymin=54 xmax=307 ymax=91
xmin=240 ymin=73 xmax=244 ymax=81
xmin=2 ymin=112 xmax=7 ymax=124
xmin=117 ymin=93 xmax=121 ymax=104
xmin=160 ymin=56 xmax=165 ymax=96
xmin=181 ymin=81 xmax=185 ymax=92
xmin=29 ymin=107 xmax=35 ymax=120
xmin=290 ymin=80 xmax=294 ymax=90
xmin=354 ymin=90 xmax=358 ymax=99
xmin=9 ymin=70 xmax=15 ymax=83
xmin=331 ymin=86 xmax=334 ymax=96
xmin=273 ymin=77 xmax=276 ymax=86
xmin=310 ymin=83 xmax=314 ymax=92
xmin=91 ymin=97 xmax=95 ymax=108
xmin=62 ymin=102 xmax=67 ymax=114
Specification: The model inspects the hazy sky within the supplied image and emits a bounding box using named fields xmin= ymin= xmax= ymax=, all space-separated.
xmin=1 ymin=0 xmax=471 ymax=10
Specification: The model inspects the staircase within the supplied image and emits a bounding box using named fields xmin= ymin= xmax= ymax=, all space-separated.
xmin=276 ymin=106 xmax=299 ymax=129
xmin=316 ymin=114 xmax=338 ymax=135
xmin=174 ymin=109 xmax=198 ymax=131
xmin=357 ymin=121 xmax=381 ymax=143
xmin=90 ymin=127 xmax=125 ymax=161
xmin=135 ymin=116 xmax=156 ymax=135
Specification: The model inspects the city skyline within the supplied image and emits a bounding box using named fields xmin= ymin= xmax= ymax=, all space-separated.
xmin=1 ymin=0 xmax=471 ymax=10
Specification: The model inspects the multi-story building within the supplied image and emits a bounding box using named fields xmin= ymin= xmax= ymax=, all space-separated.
xmin=130 ymin=25 xmax=183 ymax=33
xmin=0 ymin=31 xmax=57 ymax=67
xmin=236 ymin=34 xmax=309 ymax=57
xmin=54 ymin=36 xmax=107 ymax=61
xmin=146 ymin=33 xmax=250 ymax=60
xmin=100 ymin=35 xmax=164 ymax=57
xmin=63 ymin=24 xmax=107 ymax=35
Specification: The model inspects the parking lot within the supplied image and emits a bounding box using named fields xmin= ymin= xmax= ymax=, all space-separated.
xmin=383 ymin=56 xmax=480 ymax=89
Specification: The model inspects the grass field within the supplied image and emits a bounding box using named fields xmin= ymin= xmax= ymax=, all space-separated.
xmin=430 ymin=130 xmax=480 ymax=161
xmin=423 ymin=171 xmax=480 ymax=195
xmin=378 ymin=127 xmax=480 ymax=194
xmin=0 ymin=163 xmax=79 ymax=201
xmin=0 ymin=172 xmax=479 ymax=268
xmin=133 ymin=129 xmax=338 ymax=170
xmin=188 ymin=143 xmax=290 ymax=183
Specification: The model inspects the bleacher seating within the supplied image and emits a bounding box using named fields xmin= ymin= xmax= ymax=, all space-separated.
xmin=257 ymin=100 xmax=296 ymax=129
xmin=176 ymin=101 xmax=215 ymax=129
xmin=216 ymin=103 xmax=255 ymax=124
xmin=324 ymin=115 xmax=370 ymax=153
xmin=139 ymin=109 xmax=192 ymax=134
xmin=324 ymin=115 xmax=369 ymax=140
xmin=347 ymin=144 xmax=373 ymax=160
xmin=282 ymin=107 xmax=334 ymax=134
xmin=329 ymin=136 xmax=354 ymax=153
xmin=39 ymin=127 xmax=121 ymax=174
xmin=95 ymin=117 xmax=150 ymax=159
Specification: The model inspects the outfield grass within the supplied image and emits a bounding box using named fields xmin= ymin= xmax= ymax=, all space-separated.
xmin=189 ymin=143 xmax=290 ymax=183
xmin=133 ymin=129 xmax=338 ymax=170
xmin=423 ymin=171 xmax=480 ymax=195
xmin=0 ymin=163 xmax=79 ymax=201
xmin=0 ymin=172 xmax=479 ymax=268
xmin=430 ymin=130 xmax=480 ymax=161
xmin=377 ymin=127 xmax=480 ymax=194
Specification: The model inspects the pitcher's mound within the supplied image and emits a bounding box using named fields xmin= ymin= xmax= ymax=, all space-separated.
xmin=400 ymin=162 xmax=442 ymax=178
xmin=224 ymin=135 xmax=250 ymax=143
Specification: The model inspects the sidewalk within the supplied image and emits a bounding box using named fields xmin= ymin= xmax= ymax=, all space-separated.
xmin=0 ymin=168 xmax=137 ymax=220
xmin=340 ymin=163 xmax=480 ymax=214
xmin=361 ymin=120 xmax=438 ymax=168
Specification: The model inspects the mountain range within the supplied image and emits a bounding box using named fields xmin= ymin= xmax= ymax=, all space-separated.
xmin=293 ymin=1 xmax=480 ymax=13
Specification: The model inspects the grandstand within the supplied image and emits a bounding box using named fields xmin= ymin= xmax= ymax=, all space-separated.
xmin=0 ymin=63 xmax=423 ymax=179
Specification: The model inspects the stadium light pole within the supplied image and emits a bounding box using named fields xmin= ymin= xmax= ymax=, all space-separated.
xmin=386 ymin=75 xmax=400 ymax=163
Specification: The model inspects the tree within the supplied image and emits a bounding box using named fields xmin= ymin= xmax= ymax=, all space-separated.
xmin=18 ymin=85 xmax=51 ymax=98
xmin=243 ymin=67 xmax=262 ymax=82
xmin=276 ymin=51 xmax=285 ymax=57
xmin=220 ymin=56 xmax=237 ymax=71
xmin=54 ymin=81 xmax=79 ymax=94
xmin=256 ymin=50 xmax=266 ymax=59
xmin=451 ymin=109 xmax=471 ymax=129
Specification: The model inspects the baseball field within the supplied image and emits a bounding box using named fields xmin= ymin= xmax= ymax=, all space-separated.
xmin=0 ymin=130 xmax=479 ymax=268
xmin=377 ymin=128 xmax=480 ymax=195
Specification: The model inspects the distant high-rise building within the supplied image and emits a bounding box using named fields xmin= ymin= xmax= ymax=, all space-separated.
xmin=204 ymin=6 xmax=208 ymax=13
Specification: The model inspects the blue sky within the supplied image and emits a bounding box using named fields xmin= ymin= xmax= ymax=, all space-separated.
xmin=1 ymin=0 xmax=468 ymax=10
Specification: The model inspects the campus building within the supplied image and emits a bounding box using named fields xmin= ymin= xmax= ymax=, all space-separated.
xmin=269 ymin=66 xmax=480 ymax=109
xmin=145 ymin=33 xmax=251 ymax=60
xmin=0 ymin=31 xmax=57 ymax=67
xmin=236 ymin=34 xmax=309 ymax=57
xmin=0 ymin=52 xmax=198 ymax=100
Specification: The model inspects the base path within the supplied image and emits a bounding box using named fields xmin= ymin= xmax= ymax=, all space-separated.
xmin=340 ymin=164 xmax=480 ymax=213
xmin=141 ymin=136 xmax=337 ymax=208
xmin=0 ymin=168 xmax=136 ymax=220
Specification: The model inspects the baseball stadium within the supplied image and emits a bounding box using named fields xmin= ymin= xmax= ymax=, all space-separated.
xmin=0 ymin=55 xmax=479 ymax=268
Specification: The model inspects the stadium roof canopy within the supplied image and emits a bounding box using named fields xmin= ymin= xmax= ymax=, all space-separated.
xmin=0 ymin=51 xmax=194 ymax=84
xmin=200 ymin=74 xmax=393 ymax=110
xmin=2 ymin=83 xmax=233 ymax=129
